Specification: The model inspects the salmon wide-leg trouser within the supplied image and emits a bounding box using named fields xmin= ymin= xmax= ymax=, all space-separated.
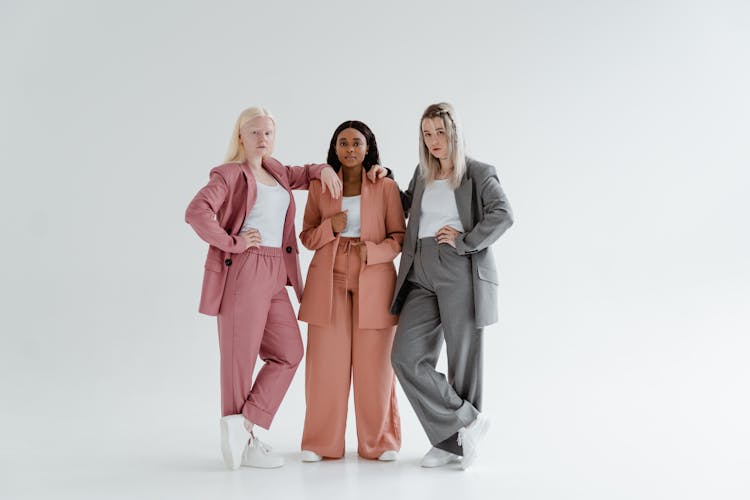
xmin=302 ymin=238 xmax=401 ymax=459
xmin=217 ymin=246 xmax=303 ymax=429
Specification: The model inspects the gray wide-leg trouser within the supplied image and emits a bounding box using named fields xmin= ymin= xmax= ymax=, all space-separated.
xmin=391 ymin=237 xmax=483 ymax=456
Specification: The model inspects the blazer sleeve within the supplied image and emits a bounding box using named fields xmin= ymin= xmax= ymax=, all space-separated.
xmin=299 ymin=180 xmax=337 ymax=250
xmin=185 ymin=170 xmax=247 ymax=254
xmin=399 ymin=165 xmax=420 ymax=218
xmin=364 ymin=181 xmax=406 ymax=266
xmin=285 ymin=163 xmax=327 ymax=190
xmin=454 ymin=170 xmax=514 ymax=255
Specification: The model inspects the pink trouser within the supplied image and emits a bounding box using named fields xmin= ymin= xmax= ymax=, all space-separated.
xmin=301 ymin=238 xmax=401 ymax=459
xmin=217 ymin=246 xmax=303 ymax=429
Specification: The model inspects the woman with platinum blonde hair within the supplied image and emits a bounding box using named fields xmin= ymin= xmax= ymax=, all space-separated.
xmin=185 ymin=106 xmax=343 ymax=470
xmin=390 ymin=102 xmax=514 ymax=470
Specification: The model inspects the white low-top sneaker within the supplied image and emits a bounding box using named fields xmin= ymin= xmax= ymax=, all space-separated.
xmin=241 ymin=435 xmax=284 ymax=468
xmin=220 ymin=414 xmax=250 ymax=470
xmin=377 ymin=450 xmax=398 ymax=462
xmin=420 ymin=446 xmax=461 ymax=468
xmin=457 ymin=413 xmax=490 ymax=470
xmin=300 ymin=450 xmax=322 ymax=462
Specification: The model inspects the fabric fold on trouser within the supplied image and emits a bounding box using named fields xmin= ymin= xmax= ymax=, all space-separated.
xmin=302 ymin=237 xmax=401 ymax=459
xmin=391 ymin=237 xmax=483 ymax=456
xmin=217 ymin=245 xmax=303 ymax=429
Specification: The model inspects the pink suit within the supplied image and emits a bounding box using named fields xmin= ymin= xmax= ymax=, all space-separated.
xmin=186 ymin=158 xmax=324 ymax=428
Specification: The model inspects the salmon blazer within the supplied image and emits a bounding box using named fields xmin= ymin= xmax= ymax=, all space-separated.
xmin=185 ymin=158 xmax=325 ymax=316
xmin=298 ymin=171 xmax=406 ymax=329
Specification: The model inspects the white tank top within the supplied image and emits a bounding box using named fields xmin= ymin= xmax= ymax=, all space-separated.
xmin=418 ymin=179 xmax=464 ymax=238
xmin=340 ymin=195 xmax=361 ymax=237
xmin=240 ymin=181 xmax=290 ymax=248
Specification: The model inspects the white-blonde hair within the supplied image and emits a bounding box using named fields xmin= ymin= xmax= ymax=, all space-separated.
xmin=225 ymin=107 xmax=275 ymax=163
xmin=418 ymin=102 xmax=466 ymax=188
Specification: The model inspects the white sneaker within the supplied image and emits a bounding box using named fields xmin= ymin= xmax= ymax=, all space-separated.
xmin=377 ymin=450 xmax=398 ymax=462
xmin=220 ymin=415 xmax=250 ymax=470
xmin=457 ymin=413 xmax=490 ymax=470
xmin=420 ymin=446 xmax=461 ymax=468
xmin=300 ymin=450 xmax=322 ymax=462
xmin=241 ymin=434 xmax=284 ymax=468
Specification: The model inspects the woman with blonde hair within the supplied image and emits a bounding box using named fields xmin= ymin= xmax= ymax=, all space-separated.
xmin=185 ymin=107 xmax=342 ymax=470
xmin=390 ymin=102 xmax=514 ymax=470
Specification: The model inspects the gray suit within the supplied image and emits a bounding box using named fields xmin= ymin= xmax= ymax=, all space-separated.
xmin=390 ymin=158 xmax=513 ymax=327
xmin=390 ymin=158 xmax=513 ymax=455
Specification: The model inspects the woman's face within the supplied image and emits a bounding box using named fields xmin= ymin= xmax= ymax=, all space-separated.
xmin=335 ymin=128 xmax=368 ymax=169
xmin=421 ymin=117 xmax=449 ymax=160
xmin=240 ymin=116 xmax=275 ymax=159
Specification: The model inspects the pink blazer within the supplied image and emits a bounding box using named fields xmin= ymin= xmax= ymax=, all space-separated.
xmin=185 ymin=158 xmax=325 ymax=315
xmin=298 ymin=171 xmax=406 ymax=329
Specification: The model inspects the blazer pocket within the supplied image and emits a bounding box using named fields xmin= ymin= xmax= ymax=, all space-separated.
xmin=204 ymin=258 xmax=223 ymax=273
xmin=477 ymin=265 xmax=499 ymax=285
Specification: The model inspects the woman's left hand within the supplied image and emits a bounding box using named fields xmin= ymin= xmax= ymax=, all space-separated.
xmin=320 ymin=166 xmax=342 ymax=199
xmin=366 ymin=164 xmax=389 ymax=183
xmin=435 ymin=225 xmax=461 ymax=248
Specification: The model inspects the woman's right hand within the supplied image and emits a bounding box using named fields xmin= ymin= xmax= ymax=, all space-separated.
xmin=239 ymin=228 xmax=261 ymax=249
xmin=331 ymin=211 xmax=348 ymax=233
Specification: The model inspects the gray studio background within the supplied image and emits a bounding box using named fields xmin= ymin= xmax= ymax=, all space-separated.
xmin=1 ymin=1 xmax=748 ymax=499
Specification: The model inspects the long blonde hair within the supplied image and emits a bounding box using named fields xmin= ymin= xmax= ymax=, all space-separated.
xmin=418 ymin=102 xmax=466 ymax=188
xmin=225 ymin=107 xmax=275 ymax=163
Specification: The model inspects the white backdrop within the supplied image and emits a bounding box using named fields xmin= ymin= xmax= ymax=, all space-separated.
xmin=2 ymin=1 xmax=749 ymax=499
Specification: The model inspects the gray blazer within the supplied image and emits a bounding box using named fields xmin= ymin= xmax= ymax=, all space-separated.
xmin=390 ymin=158 xmax=513 ymax=327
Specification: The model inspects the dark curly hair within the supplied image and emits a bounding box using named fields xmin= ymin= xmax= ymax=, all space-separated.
xmin=326 ymin=120 xmax=381 ymax=173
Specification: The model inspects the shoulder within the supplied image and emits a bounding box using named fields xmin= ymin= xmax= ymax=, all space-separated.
xmin=465 ymin=158 xmax=498 ymax=183
xmin=380 ymin=177 xmax=400 ymax=194
xmin=262 ymin=156 xmax=284 ymax=174
xmin=210 ymin=162 xmax=243 ymax=180
xmin=307 ymin=178 xmax=323 ymax=195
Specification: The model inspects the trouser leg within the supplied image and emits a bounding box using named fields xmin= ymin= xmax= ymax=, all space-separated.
xmin=351 ymin=283 xmax=401 ymax=459
xmin=301 ymin=254 xmax=353 ymax=458
xmin=391 ymin=239 xmax=481 ymax=455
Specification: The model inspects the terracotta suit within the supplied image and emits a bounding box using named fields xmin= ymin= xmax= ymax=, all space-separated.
xmin=298 ymin=171 xmax=406 ymax=459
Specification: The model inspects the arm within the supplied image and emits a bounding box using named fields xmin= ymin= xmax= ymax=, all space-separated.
xmin=185 ymin=170 xmax=248 ymax=254
xmin=284 ymin=163 xmax=326 ymax=190
xmin=454 ymin=172 xmax=514 ymax=255
xmin=364 ymin=181 xmax=407 ymax=265
xmin=299 ymin=181 xmax=337 ymax=251
xmin=400 ymin=165 xmax=419 ymax=218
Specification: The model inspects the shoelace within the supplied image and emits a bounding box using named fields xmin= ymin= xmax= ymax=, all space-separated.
xmin=457 ymin=428 xmax=467 ymax=447
xmin=248 ymin=431 xmax=272 ymax=455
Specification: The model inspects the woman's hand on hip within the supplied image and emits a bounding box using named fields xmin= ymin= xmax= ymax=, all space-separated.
xmin=239 ymin=228 xmax=261 ymax=249
xmin=320 ymin=166 xmax=342 ymax=199
xmin=435 ymin=225 xmax=461 ymax=248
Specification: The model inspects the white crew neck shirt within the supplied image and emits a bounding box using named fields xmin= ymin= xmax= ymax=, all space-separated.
xmin=240 ymin=181 xmax=290 ymax=247
xmin=340 ymin=195 xmax=361 ymax=237
xmin=418 ymin=179 xmax=464 ymax=238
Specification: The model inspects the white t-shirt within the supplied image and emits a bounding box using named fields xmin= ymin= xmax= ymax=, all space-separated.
xmin=418 ymin=179 xmax=465 ymax=238
xmin=340 ymin=195 xmax=361 ymax=237
xmin=240 ymin=181 xmax=290 ymax=248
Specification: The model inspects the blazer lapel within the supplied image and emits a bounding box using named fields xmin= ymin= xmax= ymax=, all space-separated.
xmin=454 ymin=173 xmax=473 ymax=231
xmin=408 ymin=176 xmax=426 ymax=242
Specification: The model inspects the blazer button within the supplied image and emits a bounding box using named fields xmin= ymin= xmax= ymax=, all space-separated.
xmin=224 ymin=258 xmax=232 ymax=266
xmin=285 ymin=246 xmax=292 ymax=253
